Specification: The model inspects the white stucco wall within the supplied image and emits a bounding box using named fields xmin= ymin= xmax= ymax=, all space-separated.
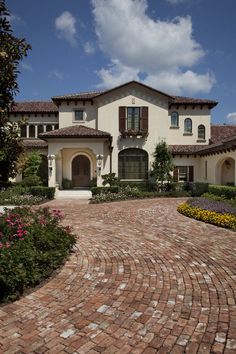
xmin=95 ymin=83 xmax=211 ymax=177
xmin=199 ymin=151 xmax=236 ymax=185
xmin=58 ymin=102 xmax=97 ymax=129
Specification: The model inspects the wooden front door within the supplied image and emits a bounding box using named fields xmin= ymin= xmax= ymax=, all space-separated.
xmin=72 ymin=155 xmax=90 ymax=187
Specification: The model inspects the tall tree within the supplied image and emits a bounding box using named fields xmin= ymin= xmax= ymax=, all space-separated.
xmin=0 ymin=0 xmax=31 ymax=187
xmin=151 ymin=141 xmax=174 ymax=190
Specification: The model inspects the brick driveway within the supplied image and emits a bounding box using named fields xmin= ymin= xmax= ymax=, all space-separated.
xmin=1 ymin=198 xmax=236 ymax=354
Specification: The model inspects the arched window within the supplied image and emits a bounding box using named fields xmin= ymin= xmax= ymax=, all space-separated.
xmin=21 ymin=125 xmax=27 ymax=137
xmin=38 ymin=125 xmax=44 ymax=136
xmin=29 ymin=125 xmax=35 ymax=138
xmin=184 ymin=118 xmax=192 ymax=133
xmin=118 ymin=148 xmax=148 ymax=180
xmin=55 ymin=124 xmax=59 ymax=130
xmin=171 ymin=112 xmax=179 ymax=127
xmin=198 ymin=124 xmax=205 ymax=140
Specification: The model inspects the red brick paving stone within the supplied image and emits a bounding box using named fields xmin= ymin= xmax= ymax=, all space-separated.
xmin=1 ymin=199 xmax=236 ymax=352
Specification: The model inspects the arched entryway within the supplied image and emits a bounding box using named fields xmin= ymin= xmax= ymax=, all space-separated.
xmin=72 ymin=155 xmax=91 ymax=187
xmin=221 ymin=158 xmax=235 ymax=185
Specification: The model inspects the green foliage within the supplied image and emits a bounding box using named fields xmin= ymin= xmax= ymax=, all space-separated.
xmin=208 ymin=184 xmax=236 ymax=199
xmin=0 ymin=1 xmax=31 ymax=188
xmin=183 ymin=182 xmax=209 ymax=196
xmin=151 ymin=141 xmax=173 ymax=189
xmin=102 ymin=173 xmax=120 ymax=186
xmin=22 ymin=152 xmax=42 ymax=187
xmin=62 ymin=178 xmax=73 ymax=189
xmin=30 ymin=187 xmax=55 ymax=200
xmin=0 ymin=186 xmax=43 ymax=205
xmin=0 ymin=0 xmax=31 ymax=109
xmin=0 ymin=207 xmax=76 ymax=302
xmin=91 ymin=186 xmax=120 ymax=195
xmin=91 ymin=185 xmax=190 ymax=204
xmin=202 ymin=192 xmax=227 ymax=202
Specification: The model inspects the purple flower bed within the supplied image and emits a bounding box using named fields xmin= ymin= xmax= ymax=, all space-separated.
xmin=187 ymin=198 xmax=236 ymax=216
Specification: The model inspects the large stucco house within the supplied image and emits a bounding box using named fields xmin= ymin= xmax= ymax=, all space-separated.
xmin=9 ymin=81 xmax=236 ymax=188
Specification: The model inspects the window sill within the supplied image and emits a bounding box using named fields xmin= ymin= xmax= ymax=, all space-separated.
xmin=183 ymin=132 xmax=193 ymax=136
xmin=169 ymin=126 xmax=179 ymax=129
xmin=73 ymin=120 xmax=85 ymax=124
xmin=196 ymin=139 xmax=206 ymax=143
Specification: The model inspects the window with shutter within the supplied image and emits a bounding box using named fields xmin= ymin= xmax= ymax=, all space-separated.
xmin=119 ymin=106 xmax=126 ymax=132
xmin=141 ymin=106 xmax=148 ymax=131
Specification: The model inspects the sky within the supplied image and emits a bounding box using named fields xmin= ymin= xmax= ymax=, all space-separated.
xmin=6 ymin=0 xmax=236 ymax=124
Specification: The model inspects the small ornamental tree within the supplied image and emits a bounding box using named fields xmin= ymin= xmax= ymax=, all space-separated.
xmin=22 ymin=152 xmax=42 ymax=186
xmin=151 ymin=141 xmax=174 ymax=190
xmin=0 ymin=0 xmax=31 ymax=188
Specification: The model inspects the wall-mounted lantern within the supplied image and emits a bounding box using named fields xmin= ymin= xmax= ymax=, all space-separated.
xmin=96 ymin=154 xmax=104 ymax=174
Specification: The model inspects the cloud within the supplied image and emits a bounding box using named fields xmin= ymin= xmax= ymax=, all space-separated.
xmin=92 ymin=0 xmax=215 ymax=94
xmin=55 ymin=11 xmax=77 ymax=46
xmin=84 ymin=42 xmax=95 ymax=55
xmin=226 ymin=112 xmax=236 ymax=123
xmin=8 ymin=14 xmax=24 ymax=24
xmin=21 ymin=62 xmax=33 ymax=72
xmin=48 ymin=69 xmax=64 ymax=80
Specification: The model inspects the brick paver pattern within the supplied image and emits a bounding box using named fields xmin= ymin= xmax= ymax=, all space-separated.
xmin=0 ymin=198 xmax=236 ymax=354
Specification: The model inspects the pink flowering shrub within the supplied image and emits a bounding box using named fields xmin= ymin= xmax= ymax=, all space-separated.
xmin=0 ymin=207 xmax=76 ymax=302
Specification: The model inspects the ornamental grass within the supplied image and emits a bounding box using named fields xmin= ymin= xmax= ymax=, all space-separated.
xmin=178 ymin=202 xmax=236 ymax=230
xmin=0 ymin=207 xmax=76 ymax=302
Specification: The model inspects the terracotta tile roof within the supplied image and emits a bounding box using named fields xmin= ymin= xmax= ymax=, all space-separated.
xmin=21 ymin=139 xmax=48 ymax=148
xmin=11 ymin=101 xmax=58 ymax=113
xmin=171 ymin=125 xmax=236 ymax=155
xmin=39 ymin=125 xmax=111 ymax=139
xmin=170 ymin=145 xmax=206 ymax=154
xmin=52 ymin=91 xmax=104 ymax=100
xmin=210 ymin=125 xmax=236 ymax=144
xmin=171 ymin=96 xmax=217 ymax=107
xmin=52 ymin=81 xmax=217 ymax=107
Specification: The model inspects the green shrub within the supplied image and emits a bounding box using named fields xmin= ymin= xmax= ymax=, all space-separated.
xmin=0 ymin=207 xmax=76 ymax=302
xmin=30 ymin=186 xmax=55 ymax=200
xmin=21 ymin=175 xmax=42 ymax=187
xmin=208 ymin=184 xmax=236 ymax=199
xmin=90 ymin=186 xmax=190 ymax=204
xmin=191 ymin=182 xmax=209 ymax=196
xmin=91 ymin=186 xmax=120 ymax=195
xmin=119 ymin=181 xmax=148 ymax=191
xmin=102 ymin=173 xmax=120 ymax=186
xmin=62 ymin=178 xmax=73 ymax=189
xmin=0 ymin=187 xmax=43 ymax=205
xmin=202 ymin=192 xmax=227 ymax=202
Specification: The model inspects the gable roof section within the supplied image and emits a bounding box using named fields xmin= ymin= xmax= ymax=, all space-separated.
xmin=11 ymin=101 xmax=58 ymax=113
xmin=39 ymin=125 xmax=111 ymax=139
xmin=51 ymin=81 xmax=217 ymax=107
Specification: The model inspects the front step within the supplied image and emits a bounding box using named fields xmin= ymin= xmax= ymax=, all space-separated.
xmin=56 ymin=190 xmax=92 ymax=200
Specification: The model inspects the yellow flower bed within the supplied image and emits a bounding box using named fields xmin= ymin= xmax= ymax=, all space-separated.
xmin=177 ymin=203 xmax=236 ymax=230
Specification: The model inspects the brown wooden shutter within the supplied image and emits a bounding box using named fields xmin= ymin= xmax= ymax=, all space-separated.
xmin=173 ymin=167 xmax=178 ymax=182
xmin=119 ymin=106 xmax=126 ymax=132
xmin=141 ymin=106 xmax=148 ymax=132
xmin=189 ymin=166 xmax=194 ymax=182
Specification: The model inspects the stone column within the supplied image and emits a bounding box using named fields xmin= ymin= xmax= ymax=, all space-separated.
xmin=56 ymin=151 xmax=63 ymax=188
xmin=48 ymin=154 xmax=56 ymax=187
xmin=26 ymin=125 xmax=29 ymax=138
xmin=35 ymin=125 xmax=38 ymax=138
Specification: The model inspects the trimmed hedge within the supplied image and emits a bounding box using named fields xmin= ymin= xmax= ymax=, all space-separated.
xmin=30 ymin=186 xmax=55 ymax=200
xmin=91 ymin=186 xmax=120 ymax=195
xmin=178 ymin=202 xmax=236 ymax=230
xmin=183 ymin=182 xmax=209 ymax=196
xmin=209 ymin=184 xmax=236 ymax=199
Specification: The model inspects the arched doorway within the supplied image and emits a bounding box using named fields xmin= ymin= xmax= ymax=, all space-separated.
xmin=72 ymin=155 xmax=91 ymax=187
xmin=221 ymin=158 xmax=235 ymax=185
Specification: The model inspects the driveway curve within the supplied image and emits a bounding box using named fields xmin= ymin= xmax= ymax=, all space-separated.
xmin=1 ymin=198 xmax=236 ymax=354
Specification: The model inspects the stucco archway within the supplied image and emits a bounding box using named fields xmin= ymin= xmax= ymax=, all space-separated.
xmin=216 ymin=157 xmax=235 ymax=185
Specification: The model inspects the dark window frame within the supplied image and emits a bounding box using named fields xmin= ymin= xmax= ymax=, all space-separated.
xmin=74 ymin=109 xmax=84 ymax=121
xmin=198 ymin=124 xmax=205 ymax=140
xmin=118 ymin=148 xmax=148 ymax=180
xmin=126 ymin=107 xmax=141 ymax=131
xmin=171 ymin=111 xmax=179 ymax=127
xmin=184 ymin=118 xmax=192 ymax=133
